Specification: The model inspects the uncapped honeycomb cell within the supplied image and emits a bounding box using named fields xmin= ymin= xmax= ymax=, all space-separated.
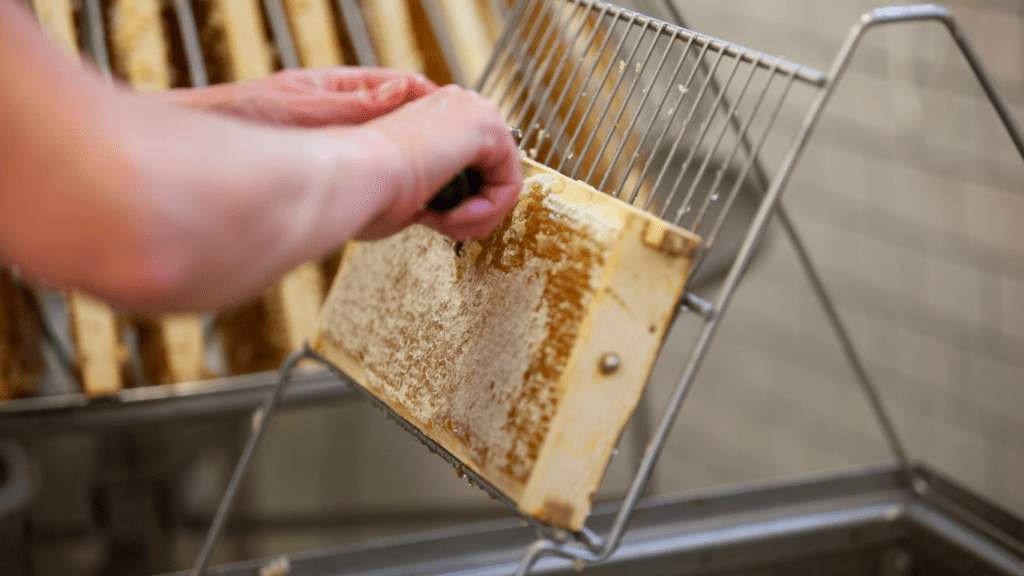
xmin=320 ymin=174 xmax=610 ymax=483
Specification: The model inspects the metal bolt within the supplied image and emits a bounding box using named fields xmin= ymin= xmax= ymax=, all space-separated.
xmin=599 ymin=353 xmax=620 ymax=374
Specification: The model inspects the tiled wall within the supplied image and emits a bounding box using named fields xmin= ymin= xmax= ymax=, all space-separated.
xmin=638 ymin=0 xmax=1024 ymax=516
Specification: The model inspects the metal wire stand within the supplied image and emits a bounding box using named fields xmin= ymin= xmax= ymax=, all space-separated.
xmin=173 ymin=2 xmax=1024 ymax=575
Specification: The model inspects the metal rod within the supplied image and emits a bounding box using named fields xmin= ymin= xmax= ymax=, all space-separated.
xmin=651 ymin=42 xmax=725 ymax=217
xmin=687 ymin=57 xmax=772 ymax=231
xmin=476 ymin=0 xmax=534 ymax=93
xmin=519 ymin=1 xmax=596 ymax=150
xmin=618 ymin=33 xmax=697 ymax=202
xmin=511 ymin=0 xmax=585 ymax=131
xmin=583 ymin=20 xmax=666 ymax=186
xmin=534 ymin=4 xmax=612 ymax=165
xmin=336 ymin=0 xmax=377 ymax=67
xmin=261 ymin=0 xmax=300 ymax=69
xmin=596 ymin=26 xmax=683 ymax=194
xmin=420 ymin=0 xmax=467 ymax=87
xmin=189 ymin=346 xmax=311 ymax=576
xmin=81 ymin=0 xmax=111 ymax=79
xmin=492 ymin=0 xmax=555 ymax=117
xmin=565 ymin=16 xmax=649 ymax=179
xmin=540 ymin=6 xmax=619 ymax=166
xmin=668 ymin=51 xmax=743 ymax=222
xmin=938 ymin=8 xmax=1024 ymax=160
xmin=556 ymin=0 xmax=826 ymax=86
xmin=632 ymin=39 xmax=707 ymax=210
xmin=172 ymin=0 xmax=208 ymax=87
xmin=552 ymin=11 xmax=639 ymax=173
xmin=701 ymin=66 xmax=789 ymax=247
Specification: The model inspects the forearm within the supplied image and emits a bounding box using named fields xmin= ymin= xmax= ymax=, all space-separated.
xmin=1 ymin=0 xmax=519 ymax=313
xmin=114 ymin=103 xmax=401 ymax=311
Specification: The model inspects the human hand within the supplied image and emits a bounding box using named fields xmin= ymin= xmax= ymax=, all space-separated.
xmin=160 ymin=67 xmax=438 ymax=127
xmin=354 ymin=85 xmax=523 ymax=241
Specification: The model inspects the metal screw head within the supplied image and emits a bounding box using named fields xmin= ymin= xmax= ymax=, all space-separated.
xmin=599 ymin=353 xmax=620 ymax=375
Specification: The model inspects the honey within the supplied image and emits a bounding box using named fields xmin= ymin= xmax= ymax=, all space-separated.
xmin=319 ymin=174 xmax=608 ymax=485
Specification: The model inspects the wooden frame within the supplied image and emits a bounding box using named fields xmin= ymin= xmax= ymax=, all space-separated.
xmin=0 ymin=270 xmax=44 ymax=400
xmin=317 ymin=158 xmax=699 ymax=530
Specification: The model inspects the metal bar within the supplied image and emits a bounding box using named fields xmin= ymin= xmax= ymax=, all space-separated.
xmin=0 ymin=369 xmax=358 ymax=436
xmin=336 ymin=0 xmax=377 ymax=67
xmin=419 ymin=1 xmax=468 ymax=87
xmin=565 ymin=16 xmax=649 ymax=179
xmin=583 ymin=20 xmax=666 ymax=186
xmin=261 ymin=0 xmax=300 ymax=69
xmin=618 ymin=33 xmax=696 ymax=203
xmin=510 ymin=0 xmax=585 ymax=132
xmin=565 ymin=0 xmax=825 ymax=86
xmin=701 ymin=65 xmax=788 ymax=247
xmin=532 ymin=3 xmax=610 ymax=163
xmin=667 ymin=50 xmax=743 ymax=223
xmin=936 ymin=8 xmax=1024 ymax=160
xmin=551 ymin=11 xmax=638 ymax=173
xmin=491 ymin=0 xmax=554 ymax=118
xmin=189 ymin=347 xmax=311 ymax=576
xmin=539 ymin=5 xmax=617 ymax=166
xmin=650 ymin=42 xmax=724 ymax=218
xmin=519 ymin=1 xmax=596 ymax=150
xmin=172 ymin=0 xmax=208 ymax=87
xmin=476 ymin=0 xmax=533 ymax=93
xmin=81 ymin=0 xmax=111 ymax=79
xmin=631 ymin=39 xmax=706 ymax=210
xmin=596 ymin=26 xmax=683 ymax=195
xmin=686 ymin=56 xmax=769 ymax=231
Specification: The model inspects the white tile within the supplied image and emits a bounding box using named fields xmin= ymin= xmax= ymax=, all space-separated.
xmin=887 ymin=401 xmax=936 ymax=460
xmin=829 ymin=69 xmax=903 ymax=136
xmin=999 ymin=274 xmax=1024 ymax=342
xmin=896 ymin=329 xmax=958 ymax=395
xmin=962 ymin=180 xmax=1024 ymax=252
xmin=889 ymin=162 xmax=953 ymax=229
xmin=965 ymin=355 xmax=1024 ymax=425
xmin=926 ymin=256 xmax=985 ymax=328
xmin=857 ymin=234 xmax=908 ymax=297
xmin=927 ymin=418 xmax=993 ymax=497
xmin=964 ymin=8 xmax=1024 ymax=87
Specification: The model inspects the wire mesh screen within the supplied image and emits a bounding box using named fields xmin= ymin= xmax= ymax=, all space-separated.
xmin=477 ymin=0 xmax=825 ymax=254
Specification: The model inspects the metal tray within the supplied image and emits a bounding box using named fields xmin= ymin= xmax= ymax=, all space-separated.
xmin=160 ymin=462 xmax=1024 ymax=576
xmin=0 ymin=368 xmax=357 ymax=436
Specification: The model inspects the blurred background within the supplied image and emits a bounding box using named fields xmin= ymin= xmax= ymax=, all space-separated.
xmin=3 ymin=0 xmax=1022 ymax=574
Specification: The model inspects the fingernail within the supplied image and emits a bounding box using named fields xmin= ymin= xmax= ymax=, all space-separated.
xmin=375 ymin=78 xmax=405 ymax=103
xmin=450 ymin=198 xmax=492 ymax=223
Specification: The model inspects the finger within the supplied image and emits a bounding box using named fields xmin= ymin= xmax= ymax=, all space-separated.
xmin=283 ymin=75 xmax=442 ymax=127
xmin=427 ymin=129 xmax=524 ymax=240
xmin=308 ymin=67 xmax=438 ymax=97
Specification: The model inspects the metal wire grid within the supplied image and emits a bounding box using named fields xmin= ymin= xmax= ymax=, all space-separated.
xmin=476 ymin=0 xmax=824 ymax=271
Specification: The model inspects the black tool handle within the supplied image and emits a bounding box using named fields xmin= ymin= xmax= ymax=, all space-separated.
xmin=427 ymin=168 xmax=485 ymax=212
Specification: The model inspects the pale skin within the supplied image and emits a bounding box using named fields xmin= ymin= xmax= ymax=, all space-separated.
xmin=0 ymin=0 xmax=523 ymax=314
